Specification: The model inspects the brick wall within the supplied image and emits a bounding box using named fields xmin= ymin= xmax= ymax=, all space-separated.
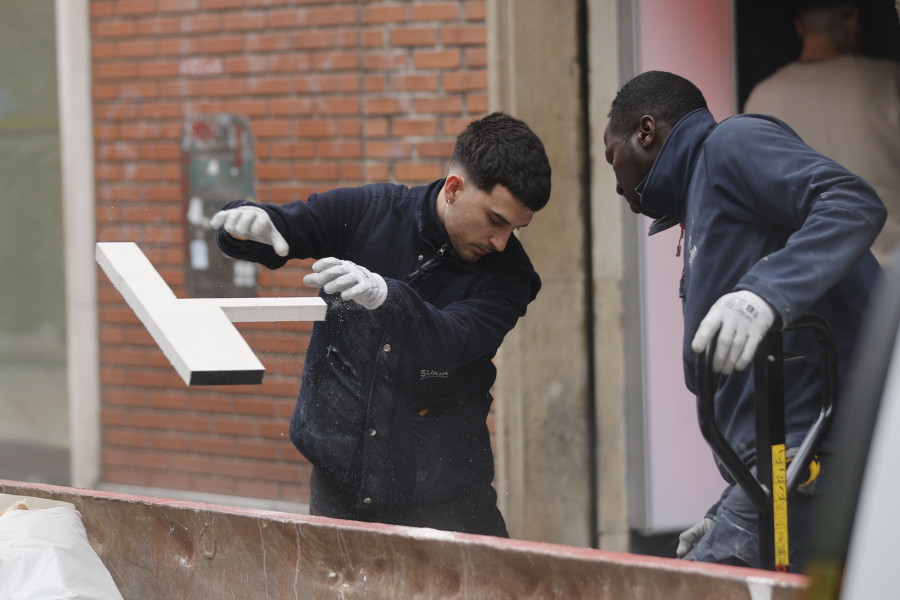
xmin=92 ymin=0 xmax=487 ymax=504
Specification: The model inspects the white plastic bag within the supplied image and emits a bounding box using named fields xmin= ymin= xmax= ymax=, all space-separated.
xmin=0 ymin=504 xmax=123 ymax=600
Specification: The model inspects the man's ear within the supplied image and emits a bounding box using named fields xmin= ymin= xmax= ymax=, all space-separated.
xmin=445 ymin=172 xmax=464 ymax=203
xmin=638 ymin=115 xmax=657 ymax=148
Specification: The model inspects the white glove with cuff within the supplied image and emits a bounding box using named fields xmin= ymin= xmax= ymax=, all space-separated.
xmin=676 ymin=517 xmax=713 ymax=559
xmin=209 ymin=205 xmax=289 ymax=257
xmin=691 ymin=290 xmax=776 ymax=374
xmin=303 ymin=257 xmax=388 ymax=310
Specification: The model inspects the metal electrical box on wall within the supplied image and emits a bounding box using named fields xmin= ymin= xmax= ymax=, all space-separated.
xmin=181 ymin=114 xmax=257 ymax=298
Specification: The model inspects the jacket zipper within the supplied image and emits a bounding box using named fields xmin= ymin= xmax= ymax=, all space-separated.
xmin=406 ymin=243 xmax=448 ymax=282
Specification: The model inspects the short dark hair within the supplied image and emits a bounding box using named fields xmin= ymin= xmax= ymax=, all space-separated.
xmin=607 ymin=71 xmax=708 ymax=138
xmin=450 ymin=112 xmax=552 ymax=212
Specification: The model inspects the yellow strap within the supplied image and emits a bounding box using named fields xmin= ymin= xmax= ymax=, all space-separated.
xmin=772 ymin=443 xmax=789 ymax=571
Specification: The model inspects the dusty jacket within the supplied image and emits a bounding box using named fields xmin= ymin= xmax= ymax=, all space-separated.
xmin=216 ymin=180 xmax=540 ymax=507
xmin=639 ymin=109 xmax=885 ymax=471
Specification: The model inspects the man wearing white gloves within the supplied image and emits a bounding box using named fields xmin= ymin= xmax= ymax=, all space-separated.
xmin=212 ymin=113 xmax=551 ymax=536
xmin=604 ymin=71 xmax=884 ymax=570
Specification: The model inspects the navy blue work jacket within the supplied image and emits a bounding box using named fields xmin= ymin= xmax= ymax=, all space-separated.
xmin=216 ymin=180 xmax=540 ymax=508
xmin=638 ymin=109 xmax=885 ymax=473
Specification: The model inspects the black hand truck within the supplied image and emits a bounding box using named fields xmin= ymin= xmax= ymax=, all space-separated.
xmin=696 ymin=314 xmax=837 ymax=571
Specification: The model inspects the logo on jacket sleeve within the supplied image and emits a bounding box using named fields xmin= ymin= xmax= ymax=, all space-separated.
xmin=419 ymin=369 xmax=449 ymax=380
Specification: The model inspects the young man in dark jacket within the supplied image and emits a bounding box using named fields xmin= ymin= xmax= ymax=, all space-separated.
xmin=211 ymin=112 xmax=551 ymax=537
xmin=603 ymin=71 xmax=884 ymax=570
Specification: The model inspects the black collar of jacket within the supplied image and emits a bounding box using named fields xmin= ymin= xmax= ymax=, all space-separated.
xmin=638 ymin=109 xmax=717 ymax=236
xmin=417 ymin=178 xmax=476 ymax=270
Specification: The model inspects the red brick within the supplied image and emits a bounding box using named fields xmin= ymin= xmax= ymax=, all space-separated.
xmin=93 ymin=63 xmax=138 ymax=80
xmin=466 ymin=93 xmax=489 ymax=113
xmin=138 ymin=60 xmax=180 ymax=78
xmin=259 ymin=420 xmax=289 ymax=440
xmin=224 ymin=56 xmax=268 ymax=75
xmin=214 ymin=417 xmax=258 ymax=436
xmin=363 ymin=96 xmax=410 ymax=115
xmin=158 ymin=38 xmax=202 ymax=56
xmin=364 ymin=163 xmax=390 ymax=180
xmin=444 ymin=70 xmax=487 ymax=91
xmin=339 ymin=162 xmax=363 ymax=181
xmin=362 ymin=50 xmax=408 ymax=70
xmin=269 ymin=140 xmax=316 ymax=159
xmin=414 ymin=95 xmax=464 ymax=114
xmin=104 ymin=466 xmax=152 ymax=487
xmin=444 ymin=115 xmax=477 ymax=136
xmin=414 ymin=49 xmax=461 ymax=69
xmin=235 ymin=440 xmax=280 ymax=460
xmin=258 ymin=163 xmax=292 ymax=180
xmin=92 ymin=43 xmax=117 ymax=60
xmin=104 ymin=430 xmax=149 ymax=448
xmin=93 ymin=19 xmax=137 ymax=38
xmin=202 ymin=35 xmax=244 ymax=54
xmin=138 ymin=16 xmax=180 ymax=35
xmin=364 ymin=118 xmax=389 ymax=137
xmin=362 ymin=30 xmax=384 ymax=47
xmin=193 ymin=437 xmax=235 ymax=455
xmin=411 ymin=3 xmax=460 ymax=22
xmin=118 ymin=0 xmax=156 ymax=16
xmin=312 ymin=51 xmax=360 ymax=71
xmin=221 ymin=98 xmax=268 ymax=116
xmin=394 ymin=162 xmax=444 ymax=183
xmin=235 ymin=480 xmax=279 ymax=499
xmin=465 ymin=1 xmax=486 ymax=21
xmin=222 ymin=11 xmax=267 ymax=31
xmin=295 ymin=163 xmax=340 ymax=181
xmin=362 ymin=4 xmax=407 ymax=24
xmin=158 ymin=0 xmax=200 ymax=11
xmin=366 ymin=140 xmax=411 ymax=159
xmin=266 ymin=8 xmax=311 ymax=29
xmin=389 ymin=26 xmax=437 ymax=47
xmin=118 ymin=39 xmax=158 ymax=58
xmin=246 ymin=76 xmax=292 ymax=95
xmin=247 ymin=33 xmax=291 ymax=53
xmin=442 ymin=24 xmax=486 ymax=45
xmin=201 ymin=0 xmax=242 ymax=9
xmin=149 ymin=433 xmax=192 ymax=452
xmin=91 ymin=1 xmax=116 ymax=18
xmin=310 ymin=6 xmax=358 ymax=26
xmin=392 ymin=117 xmax=440 ymax=137
xmin=392 ymin=73 xmax=439 ymax=92
xmin=335 ymin=29 xmax=360 ymax=48
xmin=417 ymin=140 xmax=455 ymax=158
xmin=464 ymin=46 xmax=487 ymax=67
xmin=295 ymin=74 xmax=359 ymax=94
xmin=315 ymin=96 xmax=360 ymax=116
xmin=203 ymin=79 xmax=245 ymax=96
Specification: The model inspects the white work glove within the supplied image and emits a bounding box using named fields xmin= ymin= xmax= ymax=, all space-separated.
xmin=691 ymin=290 xmax=776 ymax=375
xmin=303 ymin=257 xmax=388 ymax=310
xmin=209 ymin=205 xmax=289 ymax=257
xmin=676 ymin=517 xmax=713 ymax=559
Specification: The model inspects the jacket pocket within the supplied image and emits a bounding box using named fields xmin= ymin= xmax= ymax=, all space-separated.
xmin=409 ymin=396 xmax=494 ymax=502
xmin=290 ymin=346 xmax=366 ymax=483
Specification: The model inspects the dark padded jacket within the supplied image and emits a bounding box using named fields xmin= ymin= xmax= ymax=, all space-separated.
xmin=215 ymin=180 xmax=540 ymax=508
xmin=639 ymin=109 xmax=885 ymax=474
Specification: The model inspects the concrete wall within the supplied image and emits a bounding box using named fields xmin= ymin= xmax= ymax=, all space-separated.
xmin=490 ymin=0 xmax=637 ymax=551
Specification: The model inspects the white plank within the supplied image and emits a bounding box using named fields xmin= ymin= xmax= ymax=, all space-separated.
xmin=182 ymin=297 xmax=326 ymax=323
xmin=95 ymin=242 xmax=326 ymax=386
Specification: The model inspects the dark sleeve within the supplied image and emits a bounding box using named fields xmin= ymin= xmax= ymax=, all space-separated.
xmin=371 ymin=262 xmax=540 ymax=370
xmin=708 ymin=117 xmax=886 ymax=326
xmin=214 ymin=187 xmax=372 ymax=269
